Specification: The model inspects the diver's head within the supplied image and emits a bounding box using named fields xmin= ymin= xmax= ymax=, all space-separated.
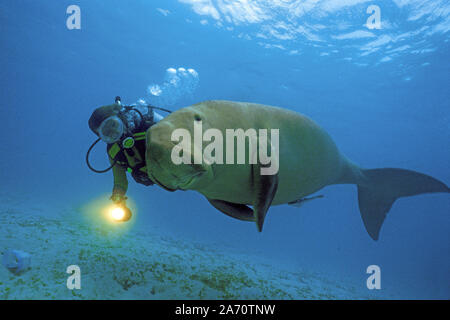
xmin=89 ymin=98 xmax=148 ymax=145
xmin=86 ymin=102 xmax=127 ymax=173
xmin=88 ymin=104 xmax=123 ymax=139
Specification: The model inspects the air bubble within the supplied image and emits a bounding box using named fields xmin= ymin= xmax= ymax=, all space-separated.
xmin=144 ymin=67 xmax=200 ymax=107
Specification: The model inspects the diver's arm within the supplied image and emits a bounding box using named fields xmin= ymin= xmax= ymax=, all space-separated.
xmin=110 ymin=159 xmax=128 ymax=203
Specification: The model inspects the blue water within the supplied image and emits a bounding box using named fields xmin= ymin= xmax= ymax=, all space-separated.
xmin=0 ymin=0 xmax=449 ymax=299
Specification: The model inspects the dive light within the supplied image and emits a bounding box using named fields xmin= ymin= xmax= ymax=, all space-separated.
xmin=109 ymin=204 xmax=132 ymax=222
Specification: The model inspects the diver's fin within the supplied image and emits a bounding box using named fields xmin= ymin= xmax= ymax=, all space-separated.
xmin=358 ymin=168 xmax=450 ymax=241
xmin=252 ymin=164 xmax=279 ymax=232
xmin=206 ymin=198 xmax=254 ymax=222
xmin=288 ymin=195 xmax=324 ymax=208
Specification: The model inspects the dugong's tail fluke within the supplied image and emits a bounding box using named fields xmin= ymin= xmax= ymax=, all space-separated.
xmin=357 ymin=168 xmax=450 ymax=241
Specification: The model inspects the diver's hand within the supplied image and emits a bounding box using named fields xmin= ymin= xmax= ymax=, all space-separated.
xmin=110 ymin=193 xmax=127 ymax=205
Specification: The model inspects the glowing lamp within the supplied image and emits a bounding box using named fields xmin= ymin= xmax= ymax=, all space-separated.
xmin=109 ymin=205 xmax=132 ymax=222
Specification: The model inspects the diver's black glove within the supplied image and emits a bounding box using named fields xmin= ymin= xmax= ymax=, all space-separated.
xmin=110 ymin=193 xmax=127 ymax=205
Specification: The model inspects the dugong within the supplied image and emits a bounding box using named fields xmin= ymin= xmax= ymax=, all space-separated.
xmin=145 ymin=100 xmax=449 ymax=240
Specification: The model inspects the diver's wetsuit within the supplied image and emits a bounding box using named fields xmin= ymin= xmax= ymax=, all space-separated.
xmin=107 ymin=105 xmax=162 ymax=197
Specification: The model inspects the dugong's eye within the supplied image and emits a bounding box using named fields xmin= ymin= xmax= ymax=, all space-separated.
xmin=194 ymin=115 xmax=202 ymax=121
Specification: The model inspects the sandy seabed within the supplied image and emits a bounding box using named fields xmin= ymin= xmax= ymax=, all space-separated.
xmin=0 ymin=192 xmax=390 ymax=300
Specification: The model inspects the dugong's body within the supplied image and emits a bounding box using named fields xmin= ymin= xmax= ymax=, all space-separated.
xmin=154 ymin=100 xmax=356 ymax=205
xmin=146 ymin=100 xmax=449 ymax=240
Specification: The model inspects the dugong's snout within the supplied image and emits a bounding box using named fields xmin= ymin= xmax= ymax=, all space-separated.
xmin=146 ymin=121 xmax=211 ymax=190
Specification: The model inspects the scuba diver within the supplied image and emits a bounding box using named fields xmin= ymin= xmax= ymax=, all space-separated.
xmin=86 ymin=96 xmax=171 ymax=221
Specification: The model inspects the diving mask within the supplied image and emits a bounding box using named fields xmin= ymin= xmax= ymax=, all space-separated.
xmin=98 ymin=115 xmax=124 ymax=144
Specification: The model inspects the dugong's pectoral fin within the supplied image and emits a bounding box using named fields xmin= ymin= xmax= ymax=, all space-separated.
xmin=252 ymin=164 xmax=279 ymax=232
xmin=206 ymin=198 xmax=254 ymax=222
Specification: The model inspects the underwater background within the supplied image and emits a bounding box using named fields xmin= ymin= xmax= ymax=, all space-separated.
xmin=0 ymin=0 xmax=448 ymax=299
